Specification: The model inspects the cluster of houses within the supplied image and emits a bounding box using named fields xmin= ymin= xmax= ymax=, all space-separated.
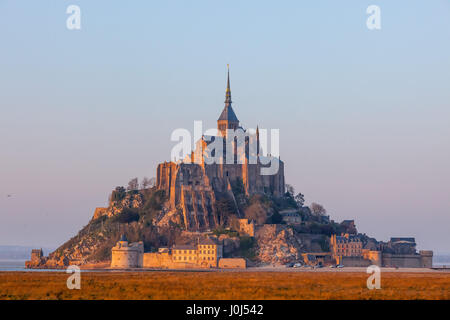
xmin=276 ymin=216 xmax=433 ymax=269
xmin=110 ymin=235 xmax=246 ymax=269
xmin=304 ymin=232 xmax=433 ymax=268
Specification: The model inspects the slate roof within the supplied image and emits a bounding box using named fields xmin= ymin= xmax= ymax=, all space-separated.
xmin=172 ymin=245 xmax=196 ymax=250
xmin=390 ymin=237 xmax=415 ymax=244
xmin=218 ymin=105 xmax=239 ymax=122
xmin=199 ymin=237 xmax=220 ymax=246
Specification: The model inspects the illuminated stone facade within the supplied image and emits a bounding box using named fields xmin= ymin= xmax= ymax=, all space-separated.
xmin=143 ymin=238 xmax=225 ymax=269
xmin=157 ymin=68 xmax=285 ymax=232
xmin=110 ymin=235 xmax=144 ymax=268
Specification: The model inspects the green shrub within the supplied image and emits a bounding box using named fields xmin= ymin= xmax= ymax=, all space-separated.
xmin=231 ymin=178 xmax=245 ymax=196
xmin=212 ymin=227 xmax=238 ymax=238
xmin=113 ymin=208 xmax=139 ymax=224
xmin=266 ymin=211 xmax=283 ymax=224
xmin=215 ymin=198 xmax=237 ymax=215
xmin=318 ymin=235 xmax=330 ymax=252
xmin=90 ymin=243 xmax=112 ymax=262
xmin=111 ymin=186 xmax=126 ymax=202
xmin=144 ymin=189 xmax=166 ymax=211
xmin=238 ymin=236 xmax=256 ymax=260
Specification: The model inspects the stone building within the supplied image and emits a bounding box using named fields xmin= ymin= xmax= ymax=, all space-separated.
xmin=142 ymin=247 xmax=173 ymax=269
xmin=330 ymin=233 xmax=367 ymax=266
xmin=25 ymin=249 xmax=45 ymax=268
xmin=142 ymin=237 xmax=229 ymax=269
xmin=168 ymin=238 xmax=223 ymax=268
xmin=301 ymin=252 xmax=333 ymax=266
xmin=279 ymin=209 xmax=302 ymax=225
xmin=329 ymin=235 xmax=434 ymax=268
xmin=237 ymin=218 xmax=255 ymax=237
xmin=362 ymin=249 xmax=382 ymax=266
xmin=382 ymin=251 xmax=433 ymax=268
xmin=218 ymin=258 xmax=246 ymax=269
xmin=197 ymin=238 xmax=223 ymax=267
xmin=330 ymin=234 xmax=363 ymax=258
xmin=110 ymin=235 xmax=144 ymax=268
xmin=172 ymin=244 xmax=199 ymax=266
xmin=381 ymin=237 xmax=417 ymax=255
xmin=30 ymin=248 xmax=44 ymax=263
xmin=156 ymin=67 xmax=285 ymax=232
xmin=380 ymin=238 xmax=433 ymax=268
xmin=110 ymin=235 xmax=238 ymax=269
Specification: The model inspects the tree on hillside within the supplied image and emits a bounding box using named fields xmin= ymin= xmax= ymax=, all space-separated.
xmin=127 ymin=178 xmax=139 ymax=191
xmin=294 ymin=193 xmax=305 ymax=207
xmin=285 ymin=184 xmax=295 ymax=196
xmin=142 ymin=177 xmax=156 ymax=189
xmin=113 ymin=208 xmax=139 ymax=224
xmin=141 ymin=177 xmax=151 ymax=189
xmin=215 ymin=198 xmax=237 ymax=226
xmin=310 ymin=202 xmax=326 ymax=216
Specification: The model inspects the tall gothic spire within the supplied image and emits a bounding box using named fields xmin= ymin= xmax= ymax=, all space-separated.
xmin=225 ymin=64 xmax=232 ymax=105
xmin=218 ymin=65 xmax=239 ymax=136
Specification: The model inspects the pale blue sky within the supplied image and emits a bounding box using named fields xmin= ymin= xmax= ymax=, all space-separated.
xmin=0 ymin=1 xmax=449 ymax=252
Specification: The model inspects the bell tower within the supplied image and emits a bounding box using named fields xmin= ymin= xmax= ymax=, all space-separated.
xmin=217 ymin=65 xmax=239 ymax=137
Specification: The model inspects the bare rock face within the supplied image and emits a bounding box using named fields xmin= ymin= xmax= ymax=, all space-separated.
xmin=25 ymin=258 xmax=45 ymax=269
xmin=93 ymin=193 xmax=144 ymax=220
xmin=108 ymin=193 xmax=143 ymax=217
xmin=255 ymin=225 xmax=304 ymax=265
xmin=155 ymin=207 xmax=183 ymax=228
xmin=25 ymin=255 xmax=69 ymax=269
xmin=93 ymin=207 xmax=108 ymax=220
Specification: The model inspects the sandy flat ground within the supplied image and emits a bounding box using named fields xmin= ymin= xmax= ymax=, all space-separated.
xmin=1 ymin=268 xmax=449 ymax=299
xmin=245 ymin=266 xmax=450 ymax=273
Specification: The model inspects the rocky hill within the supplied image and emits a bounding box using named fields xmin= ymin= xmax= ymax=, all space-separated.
xmin=27 ymin=187 xmax=180 ymax=268
xmin=27 ymin=184 xmax=357 ymax=268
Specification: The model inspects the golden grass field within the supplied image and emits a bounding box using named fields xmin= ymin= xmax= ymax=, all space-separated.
xmin=0 ymin=271 xmax=449 ymax=300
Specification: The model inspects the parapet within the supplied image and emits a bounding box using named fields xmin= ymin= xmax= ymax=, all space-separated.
xmin=419 ymin=250 xmax=433 ymax=257
xmin=218 ymin=258 xmax=246 ymax=269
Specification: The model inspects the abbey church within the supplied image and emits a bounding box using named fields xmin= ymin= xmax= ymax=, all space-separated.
xmin=156 ymin=68 xmax=286 ymax=231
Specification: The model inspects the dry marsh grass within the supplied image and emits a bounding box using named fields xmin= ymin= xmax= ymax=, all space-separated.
xmin=0 ymin=271 xmax=449 ymax=300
